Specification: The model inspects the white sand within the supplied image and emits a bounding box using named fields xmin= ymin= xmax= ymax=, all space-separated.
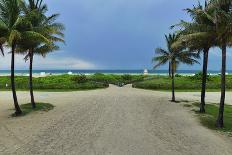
xmin=0 ymin=85 xmax=232 ymax=155
xmin=176 ymin=92 xmax=232 ymax=105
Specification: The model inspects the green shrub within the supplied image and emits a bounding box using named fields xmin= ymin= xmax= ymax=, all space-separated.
xmin=0 ymin=75 xmax=108 ymax=91
xmin=71 ymin=75 xmax=88 ymax=83
xmin=175 ymin=74 xmax=182 ymax=77
xmin=191 ymin=72 xmax=211 ymax=81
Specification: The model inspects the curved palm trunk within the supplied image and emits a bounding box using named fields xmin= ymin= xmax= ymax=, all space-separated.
xmin=200 ymin=48 xmax=209 ymax=113
xmin=171 ymin=60 xmax=175 ymax=102
xmin=216 ymin=44 xmax=226 ymax=128
xmin=29 ymin=49 xmax=36 ymax=109
xmin=11 ymin=44 xmax=22 ymax=115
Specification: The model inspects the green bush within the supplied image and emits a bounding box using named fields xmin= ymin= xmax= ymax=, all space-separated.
xmin=71 ymin=75 xmax=88 ymax=83
xmin=191 ymin=72 xmax=211 ymax=81
xmin=121 ymin=74 xmax=133 ymax=81
xmin=175 ymin=74 xmax=182 ymax=77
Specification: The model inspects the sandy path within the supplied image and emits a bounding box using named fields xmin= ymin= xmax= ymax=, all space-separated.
xmin=0 ymin=85 xmax=232 ymax=155
xmin=176 ymin=92 xmax=232 ymax=105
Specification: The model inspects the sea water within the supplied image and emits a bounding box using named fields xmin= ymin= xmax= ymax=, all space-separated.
xmin=0 ymin=70 xmax=229 ymax=76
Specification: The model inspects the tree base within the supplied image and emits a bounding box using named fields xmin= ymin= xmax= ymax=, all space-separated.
xmin=216 ymin=120 xmax=224 ymax=128
xmin=199 ymin=108 xmax=205 ymax=113
xmin=12 ymin=111 xmax=23 ymax=117
xmin=171 ymin=99 xmax=176 ymax=102
xmin=32 ymin=104 xmax=36 ymax=109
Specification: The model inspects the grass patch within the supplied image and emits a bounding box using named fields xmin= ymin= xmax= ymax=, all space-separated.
xmin=12 ymin=103 xmax=54 ymax=116
xmin=133 ymin=75 xmax=232 ymax=92
xmin=191 ymin=102 xmax=232 ymax=134
xmin=183 ymin=104 xmax=193 ymax=107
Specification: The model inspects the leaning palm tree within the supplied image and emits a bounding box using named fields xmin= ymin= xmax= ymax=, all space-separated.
xmin=17 ymin=0 xmax=64 ymax=108
xmin=172 ymin=1 xmax=217 ymax=113
xmin=153 ymin=34 xmax=199 ymax=102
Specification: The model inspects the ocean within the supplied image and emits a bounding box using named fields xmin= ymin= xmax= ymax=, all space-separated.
xmin=0 ymin=70 xmax=229 ymax=76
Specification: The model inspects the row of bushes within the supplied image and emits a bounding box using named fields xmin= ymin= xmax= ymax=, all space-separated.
xmin=0 ymin=75 xmax=108 ymax=90
xmin=88 ymin=73 xmax=145 ymax=85
xmin=0 ymin=74 xmax=146 ymax=90
xmin=1 ymin=73 xmax=229 ymax=91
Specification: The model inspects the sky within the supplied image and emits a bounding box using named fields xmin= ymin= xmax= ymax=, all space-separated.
xmin=1 ymin=0 xmax=232 ymax=70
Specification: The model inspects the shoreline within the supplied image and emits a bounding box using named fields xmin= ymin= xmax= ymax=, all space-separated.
xmin=0 ymin=72 xmax=229 ymax=77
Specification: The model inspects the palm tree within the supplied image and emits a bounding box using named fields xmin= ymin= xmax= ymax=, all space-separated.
xmin=0 ymin=0 xmax=25 ymax=115
xmin=205 ymin=0 xmax=232 ymax=128
xmin=17 ymin=0 xmax=64 ymax=108
xmin=172 ymin=1 xmax=217 ymax=113
xmin=153 ymin=34 xmax=199 ymax=102
xmin=0 ymin=0 xmax=50 ymax=115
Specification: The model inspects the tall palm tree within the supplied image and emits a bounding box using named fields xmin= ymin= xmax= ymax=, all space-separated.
xmin=0 ymin=0 xmax=26 ymax=115
xmin=0 ymin=0 xmax=50 ymax=115
xmin=153 ymin=34 xmax=199 ymax=102
xmin=17 ymin=0 xmax=64 ymax=108
xmin=172 ymin=1 xmax=217 ymax=113
xmin=205 ymin=0 xmax=232 ymax=128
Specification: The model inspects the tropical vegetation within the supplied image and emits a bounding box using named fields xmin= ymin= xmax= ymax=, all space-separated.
xmin=0 ymin=74 xmax=145 ymax=91
xmin=151 ymin=0 xmax=232 ymax=128
xmin=171 ymin=2 xmax=216 ymax=113
xmin=0 ymin=0 xmax=64 ymax=115
xmin=153 ymin=34 xmax=199 ymax=102
xmin=133 ymin=74 xmax=232 ymax=91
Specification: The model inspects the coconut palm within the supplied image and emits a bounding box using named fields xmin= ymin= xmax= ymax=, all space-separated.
xmin=17 ymin=0 xmax=64 ymax=108
xmin=153 ymin=34 xmax=199 ymax=102
xmin=203 ymin=0 xmax=232 ymax=128
xmin=0 ymin=0 xmax=50 ymax=115
xmin=0 ymin=0 xmax=26 ymax=115
xmin=172 ymin=1 xmax=217 ymax=113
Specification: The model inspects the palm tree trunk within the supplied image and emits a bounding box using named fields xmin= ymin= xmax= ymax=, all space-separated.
xmin=169 ymin=62 xmax=171 ymax=77
xmin=171 ymin=61 xmax=175 ymax=102
xmin=11 ymin=44 xmax=22 ymax=115
xmin=216 ymin=44 xmax=226 ymax=128
xmin=29 ymin=49 xmax=36 ymax=109
xmin=200 ymin=48 xmax=209 ymax=113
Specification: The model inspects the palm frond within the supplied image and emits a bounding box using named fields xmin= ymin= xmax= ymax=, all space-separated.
xmin=9 ymin=29 xmax=21 ymax=45
xmin=152 ymin=56 xmax=169 ymax=69
xmin=23 ymin=31 xmax=50 ymax=44
xmin=155 ymin=48 xmax=169 ymax=55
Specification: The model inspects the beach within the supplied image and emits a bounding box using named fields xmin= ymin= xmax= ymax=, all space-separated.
xmin=0 ymin=85 xmax=232 ymax=155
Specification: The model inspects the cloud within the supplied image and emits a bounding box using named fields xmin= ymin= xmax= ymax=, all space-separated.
xmin=46 ymin=0 xmax=204 ymax=70
xmin=0 ymin=54 xmax=97 ymax=70
xmin=33 ymin=56 xmax=97 ymax=70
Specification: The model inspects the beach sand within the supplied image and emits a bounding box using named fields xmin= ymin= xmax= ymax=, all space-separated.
xmin=0 ymin=85 xmax=232 ymax=155
xmin=176 ymin=92 xmax=232 ymax=105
